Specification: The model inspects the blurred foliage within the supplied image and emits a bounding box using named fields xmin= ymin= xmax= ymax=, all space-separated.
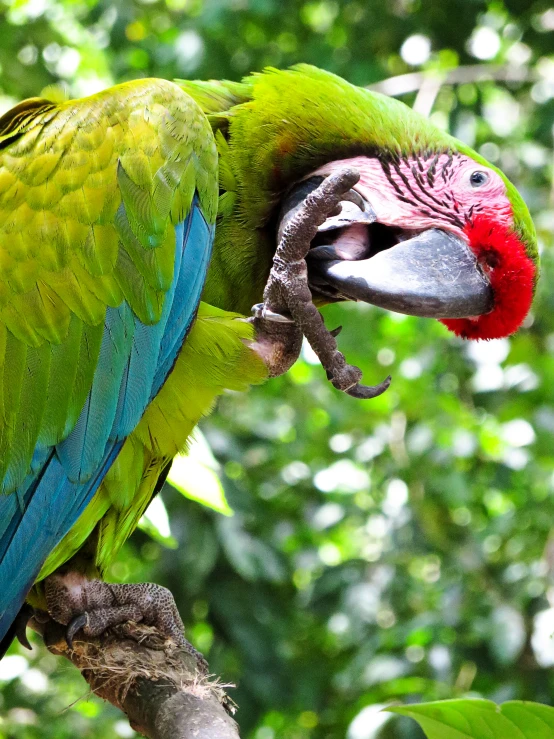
xmin=1 ymin=0 xmax=554 ymax=737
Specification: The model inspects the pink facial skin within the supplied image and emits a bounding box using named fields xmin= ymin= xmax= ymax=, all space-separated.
xmin=311 ymin=154 xmax=535 ymax=341
xmin=312 ymin=154 xmax=513 ymax=241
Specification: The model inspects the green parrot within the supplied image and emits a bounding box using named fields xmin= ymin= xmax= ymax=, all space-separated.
xmin=0 ymin=65 xmax=537 ymax=652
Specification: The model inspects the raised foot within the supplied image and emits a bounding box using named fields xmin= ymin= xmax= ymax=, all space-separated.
xmin=252 ymin=167 xmax=390 ymax=400
xmin=44 ymin=574 xmax=205 ymax=666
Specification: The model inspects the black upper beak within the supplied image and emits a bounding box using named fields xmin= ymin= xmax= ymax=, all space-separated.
xmin=310 ymin=228 xmax=494 ymax=319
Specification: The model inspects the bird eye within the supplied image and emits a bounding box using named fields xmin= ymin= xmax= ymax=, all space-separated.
xmin=470 ymin=171 xmax=489 ymax=187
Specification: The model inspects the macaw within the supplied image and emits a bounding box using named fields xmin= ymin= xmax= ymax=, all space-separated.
xmin=0 ymin=65 xmax=537 ymax=654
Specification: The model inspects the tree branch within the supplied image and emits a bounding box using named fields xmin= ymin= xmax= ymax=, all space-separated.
xmin=368 ymin=64 xmax=538 ymax=98
xmin=35 ymin=618 xmax=240 ymax=739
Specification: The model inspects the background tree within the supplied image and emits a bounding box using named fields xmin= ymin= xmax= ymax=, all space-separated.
xmin=0 ymin=0 xmax=553 ymax=737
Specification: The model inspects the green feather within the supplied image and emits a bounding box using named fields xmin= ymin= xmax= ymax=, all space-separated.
xmin=0 ymin=64 xmax=536 ymax=608
xmin=181 ymin=64 xmax=538 ymax=313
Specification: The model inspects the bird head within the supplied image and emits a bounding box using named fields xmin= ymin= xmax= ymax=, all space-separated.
xmin=296 ymin=152 xmax=535 ymax=341
xmin=181 ymin=65 xmax=537 ymax=341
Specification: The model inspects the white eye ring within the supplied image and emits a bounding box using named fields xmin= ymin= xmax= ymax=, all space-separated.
xmin=470 ymin=171 xmax=489 ymax=188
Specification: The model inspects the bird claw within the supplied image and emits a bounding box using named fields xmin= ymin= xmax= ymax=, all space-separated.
xmin=11 ymin=603 xmax=34 ymax=651
xmin=257 ymin=167 xmax=392 ymax=400
xmin=327 ymin=362 xmax=389 ymax=400
xmin=251 ymin=303 xmax=294 ymax=324
xmin=66 ymin=612 xmax=89 ymax=649
xmin=44 ymin=575 xmax=206 ymax=669
xmin=345 ymin=375 xmax=392 ymax=399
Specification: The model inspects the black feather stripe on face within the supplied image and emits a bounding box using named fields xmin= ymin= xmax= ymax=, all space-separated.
xmin=379 ymin=153 xmax=465 ymax=229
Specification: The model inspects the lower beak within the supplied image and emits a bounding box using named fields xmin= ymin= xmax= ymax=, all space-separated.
xmin=309 ymin=227 xmax=494 ymax=319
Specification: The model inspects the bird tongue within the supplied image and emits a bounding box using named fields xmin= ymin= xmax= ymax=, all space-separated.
xmin=309 ymin=223 xmax=372 ymax=262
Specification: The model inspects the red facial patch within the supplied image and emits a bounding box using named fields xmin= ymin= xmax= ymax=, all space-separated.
xmin=440 ymin=217 xmax=535 ymax=340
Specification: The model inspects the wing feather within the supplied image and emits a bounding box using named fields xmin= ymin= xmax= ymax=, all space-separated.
xmin=0 ymin=78 xmax=218 ymax=641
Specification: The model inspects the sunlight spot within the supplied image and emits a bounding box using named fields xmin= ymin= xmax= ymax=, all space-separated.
xmin=400 ymin=34 xmax=431 ymax=66
xmin=377 ymin=347 xmax=395 ymax=366
xmin=468 ymin=339 xmax=510 ymax=392
xmin=356 ymin=435 xmax=385 ymax=462
xmin=483 ymin=91 xmax=520 ymax=136
xmin=73 ymin=76 xmax=113 ymax=96
xmin=328 ymin=612 xmax=350 ymax=634
xmin=329 ymin=433 xmax=353 ymax=453
xmin=301 ymin=338 xmax=320 ymax=365
xmin=472 ymin=365 xmax=504 ymax=392
xmin=141 ymin=494 xmax=171 ymax=539
xmin=347 ymin=704 xmax=393 ymax=739
xmin=314 ymin=460 xmax=370 ymax=493
xmin=399 ymin=357 xmax=422 ymax=379
xmin=452 ymin=429 xmax=477 ymax=457
xmin=282 ymin=460 xmax=310 ymax=484
xmin=115 ymin=720 xmax=136 ymax=737
xmin=319 ymin=542 xmax=342 ymax=566
xmin=17 ymin=44 xmax=38 ymax=65
xmin=531 ymin=608 xmax=554 ymax=667
xmin=175 ymin=30 xmax=204 ymax=72
xmin=429 ymin=645 xmax=451 ymax=673
xmin=503 ymin=363 xmax=539 ymax=391
xmin=383 ymin=479 xmax=408 ymax=515
xmin=536 ymin=8 xmax=554 ymax=32
xmin=467 ymin=26 xmax=501 ymax=60
xmin=20 ymin=669 xmax=48 ymax=694
xmin=56 ymin=47 xmax=81 ymax=78
xmin=0 ymin=656 xmax=27 ymax=681
xmin=255 ymin=730 xmax=275 ymax=739
xmin=407 ymin=424 xmax=433 ymax=455
xmin=502 ymin=419 xmax=536 ymax=446
xmin=312 ymin=502 xmax=345 ymax=529
xmin=502 ymin=447 xmax=529 ymax=470
xmin=506 ymin=41 xmax=532 ymax=65
xmin=479 ymin=142 xmax=500 ymax=162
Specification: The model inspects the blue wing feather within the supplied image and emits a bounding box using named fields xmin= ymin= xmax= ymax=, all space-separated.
xmin=0 ymin=197 xmax=213 ymax=646
xmin=57 ymin=303 xmax=135 ymax=482
xmin=153 ymin=207 xmax=213 ymax=396
xmin=0 ymin=442 xmax=124 ymax=643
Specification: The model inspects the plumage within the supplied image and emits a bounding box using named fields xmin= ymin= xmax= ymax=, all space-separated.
xmin=0 ymin=65 xmax=537 ymax=650
xmin=0 ymin=77 xmax=225 ymax=640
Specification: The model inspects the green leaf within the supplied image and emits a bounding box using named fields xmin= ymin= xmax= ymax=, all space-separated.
xmin=138 ymin=494 xmax=177 ymax=549
xmin=167 ymin=429 xmax=233 ymax=516
xmin=388 ymin=700 xmax=554 ymax=739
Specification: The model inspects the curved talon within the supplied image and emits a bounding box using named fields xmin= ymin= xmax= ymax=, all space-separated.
xmin=265 ymin=166 xmax=390 ymax=402
xmin=345 ymin=375 xmax=392 ymax=399
xmin=16 ymin=623 xmax=32 ymax=651
xmin=251 ymin=303 xmax=295 ymax=324
xmin=330 ymin=325 xmax=342 ymax=337
xmin=66 ymin=612 xmax=89 ymax=649
xmin=340 ymin=188 xmax=366 ymax=210
xmin=11 ymin=603 xmax=33 ymax=651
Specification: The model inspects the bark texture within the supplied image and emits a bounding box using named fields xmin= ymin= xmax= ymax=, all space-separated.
xmin=37 ymin=618 xmax=240 ymax=739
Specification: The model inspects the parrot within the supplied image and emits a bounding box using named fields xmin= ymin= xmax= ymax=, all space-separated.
xmin=0 ymin=64 xmax=537 ymax=655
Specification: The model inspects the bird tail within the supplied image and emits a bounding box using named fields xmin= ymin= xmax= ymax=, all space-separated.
xmin=0 ymin=442 xmax=123 ymax=656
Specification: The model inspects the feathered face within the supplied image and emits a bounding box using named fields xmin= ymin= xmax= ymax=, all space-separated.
xmin=188 ymin=65 xmax=537 ymax=334
xmin=291 ymin=152 xmax=536 ymax=341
